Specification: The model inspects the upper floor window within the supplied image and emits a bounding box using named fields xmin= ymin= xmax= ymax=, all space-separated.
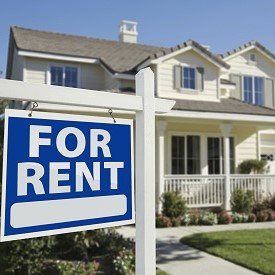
xmin=50 ymin=65 xmax=78 ymax=88
xmin=243 ymin=76 xmax=264 ymax=105
xmin=174 ymin=66 xmax=204 ymax=91
xmin=182 ymin=67 xmax=196 ymax=89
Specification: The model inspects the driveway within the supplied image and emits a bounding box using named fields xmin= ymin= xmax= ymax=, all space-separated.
xmin=117 ymin=222 xmax=275 ymax=275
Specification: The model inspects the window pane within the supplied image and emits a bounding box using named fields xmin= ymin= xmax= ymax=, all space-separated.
xmin=171 ymin=136 xmax=185 ymax=174
xmin=255 ymin=77 xmax=264 ymax=105
xmin=230 ymin=137 xmax=235 ymax=173
xmin=51 ymin=66 xmax=63 ymax=86
xmin=182 ymin=67 xmax=196 ymax=90
xmin=244 ymin=76 xmax=253 ymax=103
xmin=187 ymin=136 xmax=200 ymax=174
xmin=208 ymin=137 xmax=220 ymax=174
xmin=65 ymin=67 xmax=78 ymax=88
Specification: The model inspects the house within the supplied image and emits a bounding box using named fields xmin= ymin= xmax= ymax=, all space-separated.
xmin=6 ymin=21 xmax=275 ymax=212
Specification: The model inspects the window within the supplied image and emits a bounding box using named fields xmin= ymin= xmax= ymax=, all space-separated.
xmin=171 ymin=135 xmax=200 ymax=174
xmin=249 ymin=53 xmax=256 ymax=63
xmin=182 ymin=67 xmax=196 ymax=89
xmin=50 ymin=65 xmax=78 ymax=88
xmin=207 ymin=137 xmax=235 ymax=174
xmin=243 ymin=76 xmax=264 ymax=105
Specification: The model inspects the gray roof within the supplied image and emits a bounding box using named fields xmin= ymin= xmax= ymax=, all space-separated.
xmin=220 ymin=40 xmax=275 ymax=61
xmin=10 ymin=26 xmax=229 ymax=74
xmin=172 ymin=97 xmax=275 ymax=116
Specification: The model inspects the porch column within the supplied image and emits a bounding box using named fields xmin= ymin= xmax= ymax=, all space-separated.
xmin=220 ymin=123 xmax=232 ymax=211
xmin=156 ymin=120 xmax=167 ymax=214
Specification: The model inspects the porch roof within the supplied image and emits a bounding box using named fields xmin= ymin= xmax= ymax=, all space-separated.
xmin=172 ymin=97 xmax=275 ymax=117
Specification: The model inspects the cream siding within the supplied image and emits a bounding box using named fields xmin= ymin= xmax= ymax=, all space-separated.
xmin=226 ymin=49 xmax=275 ymax=78
xmin=157 ymin=50 xmax=220 ymax=101
xmin=235 ymin=126 xmax=258 ymax=166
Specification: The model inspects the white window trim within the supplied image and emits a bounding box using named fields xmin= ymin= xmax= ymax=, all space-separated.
xmin=47 ymin=63 xmax=81 ymax=88
xmin=180 ymin=65 xmax=198 ymax=92
xmin=242 ymin=75 xmax=265 ymax=105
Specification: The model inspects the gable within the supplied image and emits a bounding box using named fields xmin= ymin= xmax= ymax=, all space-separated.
xmin=227 ymin=47 xmax=275 ymax=78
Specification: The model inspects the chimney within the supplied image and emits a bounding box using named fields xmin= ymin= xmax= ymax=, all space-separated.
xmin=119 ymin=20 xmax=138 ymax=43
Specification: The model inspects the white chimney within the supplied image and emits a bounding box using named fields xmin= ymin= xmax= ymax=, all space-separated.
xmin=119 ymin=20 xmax=138 ymax=43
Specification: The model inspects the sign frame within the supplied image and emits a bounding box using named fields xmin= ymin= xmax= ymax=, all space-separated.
xmin=1 ymin=109 xmax=135 ymax=242
xmin=0 ymin=68 xmax=175 ymax=275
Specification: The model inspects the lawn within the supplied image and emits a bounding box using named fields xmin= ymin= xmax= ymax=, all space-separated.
xmin=181 ymin=229 xmax=275 ymax=275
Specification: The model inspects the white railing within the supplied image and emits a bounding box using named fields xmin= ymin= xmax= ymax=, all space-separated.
xmin=230 ymin=175 xmax=275 ymax=202
xmin=164 ymin=175 xmax=225 ymax=208
xmin=164 ymin=174 xmax=275 ymax=208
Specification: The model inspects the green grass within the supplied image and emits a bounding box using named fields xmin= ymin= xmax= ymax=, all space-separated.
xmin=181 ymin=229 xmax=275 ymax=275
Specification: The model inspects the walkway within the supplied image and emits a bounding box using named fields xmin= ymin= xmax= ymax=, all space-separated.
xmin=117 ymin=222 xmax=275 ymax=275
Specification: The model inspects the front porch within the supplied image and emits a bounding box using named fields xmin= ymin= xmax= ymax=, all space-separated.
xmin=164 ymin=174 xmax=275 ymax=208
xmin=156 ymin=105 xmax=275 ymax=212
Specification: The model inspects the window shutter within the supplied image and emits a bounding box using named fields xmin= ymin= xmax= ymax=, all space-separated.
xmin=196 ymin=67 xmax=204 ymax=91
xmin=174 ymin=65 xmax=182 ymax=90
xmin=265 ymin=78 xmax=274 ymax=108
xmin=230 ymin=74 xmax=242 ymax=100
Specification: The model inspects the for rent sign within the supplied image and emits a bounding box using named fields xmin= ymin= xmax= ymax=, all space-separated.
xmin=1 ymin=109 xmax=134 ymax=241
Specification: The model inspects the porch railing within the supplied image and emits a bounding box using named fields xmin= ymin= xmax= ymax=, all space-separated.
xmin=164 ymin=174 xmax=275 ymax=208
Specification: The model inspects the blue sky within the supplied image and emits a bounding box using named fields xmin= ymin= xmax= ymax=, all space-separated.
xmin=1 ymin=0 xmax=275 ymax=77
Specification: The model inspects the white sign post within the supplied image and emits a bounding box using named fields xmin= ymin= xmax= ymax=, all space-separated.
xmin=0 ymin=68 xmax=175 ymax=275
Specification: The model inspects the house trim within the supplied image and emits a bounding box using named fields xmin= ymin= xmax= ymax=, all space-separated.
xmin=162 ymin=110 xmax=275 ymax=123
xmin=18 ymin=50 xmax=98 ymax=64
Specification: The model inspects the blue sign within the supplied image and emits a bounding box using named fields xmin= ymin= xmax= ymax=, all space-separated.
xmin=1 ymin=110 xmax=134 ymax=241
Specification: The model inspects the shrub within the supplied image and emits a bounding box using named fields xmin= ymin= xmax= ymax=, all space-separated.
xmin=218 ymin=211 xmax=232 ymax=224
xmin=171 ymin=217 xmax=181 ymax=227
xmin=231 ymin=212 xmax=248 ymax=223
xmin=231 ymin=189 xmax=254 ymax=214
xmin=256 ymin=210 xmax=269 ymax=222
xmin=0 ymin=236 xmax=56 ymax=274
xmin=44 ymin=259 xmax=99 ymax=275
xmin=199 ymin=211 xmax=218 ymax=225
xmin=156 ymin=215 xmax=172 ymax=228
xmin=248 ymin=213 xmax=256 ymax=223
xmin=181 ymin=214 xmax=191 ymax=226
xmin=238 ymin=159 xmax=267 ymax=174
xmin=270 ymin=195 xmax=275 ymax=211
xmin=188 ymin=209 xmax=201 ymax=225
xmin=161 ymin=192 xmax=187 ymax=218
xmin=113 ymin=247 xmax=135 ymax=275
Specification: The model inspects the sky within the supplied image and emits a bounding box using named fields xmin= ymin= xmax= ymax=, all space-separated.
xmin=1 ymin=0 xmax=275 ymax=77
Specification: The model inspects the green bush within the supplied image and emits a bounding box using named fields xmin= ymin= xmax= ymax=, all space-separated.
xmin=113 ymin=247 xmax=135 ymax=275
xmin=238 ymin=159 xmax=267 ymax=174
xmin=231 ymin=189 xmax=254 ymax=214
xmin=161 ymin=192 xmax=187 ymax=218
xmin=0 ymin=236 xmax=55 ymax=274
xmin=231 ymin=212 xmax=248 ymax=223
xmin=199 ymin=211 xmax=218 ymax=225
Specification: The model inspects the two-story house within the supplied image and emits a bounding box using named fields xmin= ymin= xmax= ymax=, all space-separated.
xmin=6 ymin=21 xmax=275 ymax=211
